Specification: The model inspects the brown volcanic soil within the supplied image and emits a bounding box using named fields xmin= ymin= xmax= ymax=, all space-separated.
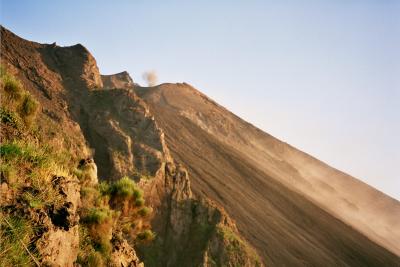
xmin=136 ymin=83 xmax=400 ymax=266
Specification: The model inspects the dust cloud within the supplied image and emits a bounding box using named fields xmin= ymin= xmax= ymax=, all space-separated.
xmin=142 ymin=70 xmax=158 ymax=86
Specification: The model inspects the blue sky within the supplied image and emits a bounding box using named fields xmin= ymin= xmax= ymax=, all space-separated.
xmin=1 ymin=0 xmax=399 ymax=200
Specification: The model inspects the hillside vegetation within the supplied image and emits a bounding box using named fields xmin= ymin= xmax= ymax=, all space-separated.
xmin=0 ymin=68 xmax=147 ymax=266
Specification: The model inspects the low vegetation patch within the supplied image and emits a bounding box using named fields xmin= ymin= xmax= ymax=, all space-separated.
xmin=20 ymin=93 xmax=39 ymax=126
xmin=2 ymin=74 xmax=24 ymax=101
xmin=0 ymin=215 xmax=40 ymax=266
xmin=78 ymin=175 xmax=155 ymax=265
xmin=0 ymin=67 xmax=78 ymax=265
xmin=0 ymin=139 xmax=72 ymax=207
xmin=1 ymin=67 xmax=40 ymax=129
xmin=0 ymin=107 xmax=22 ymax=129
xmin=1 ymin=66 xmax=156 ymax=266
xmin=216 ymin=225 xmax=262 ymax=267
xmin=137 ymin=229 xmax=156 ymax=242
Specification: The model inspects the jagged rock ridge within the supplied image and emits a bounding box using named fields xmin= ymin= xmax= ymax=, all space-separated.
xmin=102 ymin=71 xmax=135 ymax=90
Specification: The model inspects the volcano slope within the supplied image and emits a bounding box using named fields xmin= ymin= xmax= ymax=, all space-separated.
xmin=135 ymin=83 xmax=400 ymax=266
xmin=1 ymin=25 xmax=399 ymax=266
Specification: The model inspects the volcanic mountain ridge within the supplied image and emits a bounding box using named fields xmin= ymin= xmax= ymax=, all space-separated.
xmin=1 ymin=26 xmax=399 ymax=266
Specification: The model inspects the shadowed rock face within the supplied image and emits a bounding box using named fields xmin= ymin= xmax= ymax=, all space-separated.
xmin=78 ymin=88 xmax=169 ymax=180
xmin=47 ymin=43 xmax=103 ymax=90
xmin=136 ymin=83 xmax=400 ymax=266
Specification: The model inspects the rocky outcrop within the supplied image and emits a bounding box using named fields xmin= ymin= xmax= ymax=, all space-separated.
xmin=111 ymin=233 xmax=144 ymax=267
xmin=78 ymin=158 xmax=99 ymax=186
xmin=0 ymin=174 xmax=81 ymax=267
xmin=102 ymin=71 xmax=135 ymax=90
xmin=137 ymin=160 xmax=262 ymax=267
xmin=35 ymin=175 xmax=80 ymax=266
xmin=36 ymin=225 xmax=80 ymax=267
xmin=45 ymin=43 xmax=103 ymax=90
xmin=79 ymin=89 xmax=170 ymax=180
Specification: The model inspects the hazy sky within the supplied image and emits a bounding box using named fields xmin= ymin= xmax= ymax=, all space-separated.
xmin=1 ymin=1 xmax=399 ymax=200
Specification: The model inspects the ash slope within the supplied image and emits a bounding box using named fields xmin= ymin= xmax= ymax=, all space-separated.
xmin=136 ymin=83 xmax=400 ymax=266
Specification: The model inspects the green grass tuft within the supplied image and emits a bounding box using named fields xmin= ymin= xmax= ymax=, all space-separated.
xmin=0 ymin=141 xmax=50 ymax=167
xmin=0 ymin=216 xmax=38 ymax=266
xmin=22 ymin=191 xmax=44 ymax=209
xmin=137 ymin=229 xmax=156 ymax=242
xmin=138 ymin=207 xmax=151 ymax=217
xmin=133 ymin=188 xmax=143 ymax=199
xmin=0 ymin=108 xmax=22 ymax=129
xmin=2 ymin=74 xmax=23 ymax=101
xmin=135 ymin=197 xmax=145 ymax=207
xmin=82 ymin=207 xmax=113 ymax=225
xmin=0 ymin=142 xmax=24 ymax=158
xmin=98 ymin=181 xmax=111 ymax=196
xmin=21 ymin=93 xmax=39 ymax=116
xmin=109 ymin=176 xmax=137 ymax=198
xmin=20 ymin=93 xmax=39 ymax=126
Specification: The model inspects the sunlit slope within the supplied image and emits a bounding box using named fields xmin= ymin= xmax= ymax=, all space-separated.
xmin=136 ymin=83 xmax=400 ymax=266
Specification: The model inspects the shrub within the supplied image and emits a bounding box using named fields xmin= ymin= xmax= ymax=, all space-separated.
xmin=140 ymin=174 xmax=152 ymax=180
xmin=81 ymin=207 xmax=114 ymax=259
xmin=109 ymin=176 xmax=137 ymax=198
xmin=19 ymin=93 xmax=39 ymax=126
xmin=122 ymin=222 xmax=136 ymax=234
xmin=133 ymin=188 xmax=143 ymax=199
xmin=81 ymin=186 xmax=109 ymax=208
xmin=78 ymin=175 xmax=155 ymax=261
xmin=2 ymin=74 xmax=23 ymax=101
xmin=98 ymin=181 xmax=110 ymax=196
xmin=135 ymin=197 xmax=145 ymax=207
xmin=138 ymin=207 xmax=151 ymax=217
xmin=21 ymin=93 xmax=39 ymax=116
xmin=137 ymin=229 xmax=155 ymax=242
xmin=0 ymin=108 xmax=21 ymax=128
xmin=82 ymin=208 xmax=112 ymax=225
